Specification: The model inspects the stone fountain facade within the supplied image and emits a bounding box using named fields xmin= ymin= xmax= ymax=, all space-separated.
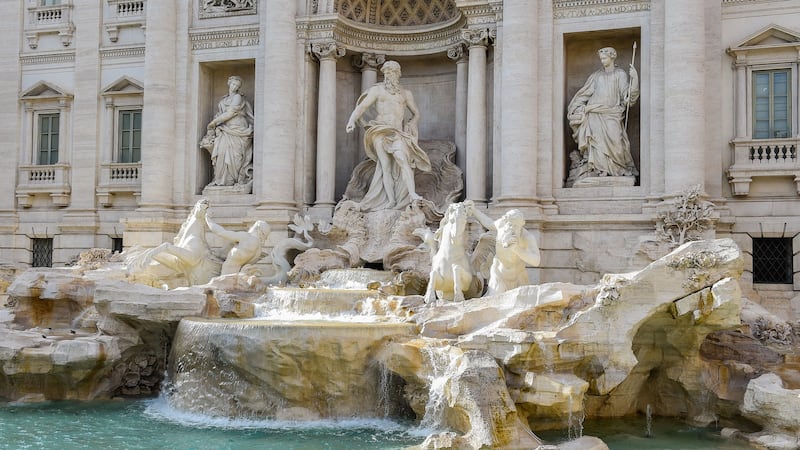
xmin=1 ymin=1 xmax=800 ymax=449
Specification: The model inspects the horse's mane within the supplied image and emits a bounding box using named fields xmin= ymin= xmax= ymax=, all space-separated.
xmin=174 ymin=200 xmax=207 ymax=245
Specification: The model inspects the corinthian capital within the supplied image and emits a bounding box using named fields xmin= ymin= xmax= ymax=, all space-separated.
xmin=352 ymin=52 xmax=386 ymax=71
xmin=311 ymin=41 xmax=346 ymax=60
xmin=461 ymin=28 xmax=490 ymax=47
xmin=447 ymin=43 xmax=467 ymax=62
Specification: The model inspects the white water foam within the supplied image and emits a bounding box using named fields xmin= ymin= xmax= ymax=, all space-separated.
xmin=143 ymin=397 xmax=411 ymax=432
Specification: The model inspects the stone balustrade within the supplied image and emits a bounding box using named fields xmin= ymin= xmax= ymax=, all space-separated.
xmin=16 ymin=164 xmax=71 ymax=207
xmin=96 ymin=162 xmax=142 ymax=207
xmin=728 ymin=137 xmax=800 ymax=196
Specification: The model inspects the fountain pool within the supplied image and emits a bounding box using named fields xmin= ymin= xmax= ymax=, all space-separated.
xmin=0 ymin=399 xmax=759 ymax=449
xmin=0 ymin=399 xmax=425 ymax=450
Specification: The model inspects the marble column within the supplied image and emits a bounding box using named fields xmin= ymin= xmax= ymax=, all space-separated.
xmin=356 ymin=53 xmax=385 ymax=92
xmin=312 ymin=41 xmax=345 ymax=210
xmin=664 ymin=0 xmax=706 ymax=194
xmin=258 ymin=0 xmax=299 ymax=212
xmin=498 ymin=1 xmax=537 ymax=205
xmin=463 ymin=29 xmax=489 ymax=204
xmin=447 ymin=44 xmax=468 ymax=174
xmin=139 ymin=0 xmax=176 ymax=209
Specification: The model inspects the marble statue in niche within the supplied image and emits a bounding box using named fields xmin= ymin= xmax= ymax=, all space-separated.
xmin=200 ymin=75 xmax=254 ymax=193
xmin=345 ymin=60 xmax=432 ymax=212
xmin=566 ymin=46 xmax=639 ymax=187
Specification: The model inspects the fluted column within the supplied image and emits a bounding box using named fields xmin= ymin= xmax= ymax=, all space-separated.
xmin=312 ymin=41 xmax=345 ymax=210
xmin=463 ymin=29 xmax=489 ymax=204
xmin=258 ymin=0 xmax=298 ymax=211
xmin=664 ymin=0 xmax=706 ymax=194
xmin=139 ymin=0 xmax=176 ymax=208
xmin=498 ymin=1 xmax=537 ymax=204
xmin=448 ymin=44 xmax=468 ymax=173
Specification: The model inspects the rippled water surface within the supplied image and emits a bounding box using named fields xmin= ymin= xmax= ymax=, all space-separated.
xmin=0 ymin=399 xmax=424 ymax=450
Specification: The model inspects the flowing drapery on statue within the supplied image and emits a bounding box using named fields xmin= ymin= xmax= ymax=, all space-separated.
xmin=346 ymin=61 xmax=432 ymax=212
xmin=567 ymin=47 xmax=639 ymax=180
xmin=201 ymin=75 xmax=254 ymax=190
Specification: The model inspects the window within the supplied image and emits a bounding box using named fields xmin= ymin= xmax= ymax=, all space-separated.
xmin=32 ymin=238 xmax=53 ymax=267
xmin=753 ymin=69 xmax=791 ymax=139
xmin=37 ymin=113 xmax=59 ymax=165
xmin=753 ymin=238 xmax=793 ymax=284
xmin=40 ymin=0 xmax=61 ymax=5
xmin=117 ymin=109 xmax=142 ymax=163
xmin=111 ymin=237 xmax=123 ymax=254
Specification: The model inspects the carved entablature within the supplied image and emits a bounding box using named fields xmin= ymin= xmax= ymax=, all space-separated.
xmin=553 ymin=0 xmax=650 ymax=19
xmin=199 ymin=0 xmax=258 ymax=19
xmin=189 ymin=27 xmax=260 ymax=51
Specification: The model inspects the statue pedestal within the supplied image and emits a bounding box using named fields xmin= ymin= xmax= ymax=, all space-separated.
xmin=202 ymin=183 xmax=253 ymax=196
xmin=572 ymin=176 xmax=635 ymax=188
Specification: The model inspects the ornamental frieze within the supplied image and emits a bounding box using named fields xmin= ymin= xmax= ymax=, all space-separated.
xmin=190 ymin=27 xmax=260 ymax=50
xmin=553 ymin=0 xmax=650 ymax=19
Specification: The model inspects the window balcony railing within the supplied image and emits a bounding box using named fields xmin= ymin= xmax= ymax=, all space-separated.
xmin=16 ymin=163 xmax=71 ymax=207
xmin=25 ymin=2 xmax=74 ymax=48
xmin=728 ymin=137 xmax=800 ymax=196
xmin=105 ymin=0 xmax=146 ymax=42
xmin=97 ymin=162 xmax=141 ymax=206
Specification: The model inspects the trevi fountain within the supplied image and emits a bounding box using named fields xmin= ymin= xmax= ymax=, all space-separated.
xmin=2 ymin=55 xmax=800 ymax=449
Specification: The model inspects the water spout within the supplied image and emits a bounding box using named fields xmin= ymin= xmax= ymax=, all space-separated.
xmin=645 ymin=403 xmax=653 ymax=438
xmin=567 ymin=393 xmax=584 ymax=440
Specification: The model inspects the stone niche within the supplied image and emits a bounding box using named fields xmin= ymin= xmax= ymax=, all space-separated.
xmin=334 ymin=53 xmax=459 ymax=200
xmin=197 ymin=60 xmax=256 ymax=194
xmin=563 ymin=28 xmax=641 ymax=187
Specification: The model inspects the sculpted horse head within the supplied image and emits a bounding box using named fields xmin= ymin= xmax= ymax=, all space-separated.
xmin=424 ymin=201 xmax=478 ymax=303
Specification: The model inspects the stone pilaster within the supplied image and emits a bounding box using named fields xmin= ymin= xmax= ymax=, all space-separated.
xmin=664 ymin=0 xmax=706 ymax=194
xmin=256 ymin=0 xmax=299 ymax=218
xmin=312 ymin=41 xmax=345 ymax=212
xmin=448 ymin=43 xmax=468 ymax=174
xmin=139 ymin=0 xmax=177 ymax=209
xmin=463 ymin=28 xmax=489 ymax=205
xmin=0 ymin=0 xmax=20 ymax=257
xmin=497 ymin=0 xmax=538 ymax=206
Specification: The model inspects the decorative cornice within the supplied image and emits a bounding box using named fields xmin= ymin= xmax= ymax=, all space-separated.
xmin=100 ymin=45 xmax=145 ymax=60
xmin=332 ymin=15 xmax=467 ymax=56
xmin=189 ymin=27 xmax=259 ymax=50
xmin=20 ymin=51 xmax=75 ymax=66
xmin=553 ymin=0 xmax=650 ymax=19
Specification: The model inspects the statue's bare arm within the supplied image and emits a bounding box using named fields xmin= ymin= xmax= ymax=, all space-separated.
xmin=404 ymin=89 xmax=421 ymax=135
xmin=346 ymin=88 xmax=378 ymax=133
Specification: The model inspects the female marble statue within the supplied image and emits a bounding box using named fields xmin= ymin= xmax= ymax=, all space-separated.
xmin=345 ymin=61 xmax=432 ymax=212
xmin=202 ymin=75 xmax=254 ymax=189
xmin=567 ymin=47 xmax=639 ymax=179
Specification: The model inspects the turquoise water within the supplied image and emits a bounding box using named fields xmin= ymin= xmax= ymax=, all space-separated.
xmin=0 ymin=399 xmax=425 ymax=450
xmin=538 ymin=417 xmax=755 ymax=449
xmin=0 ymin=400 xmax=758 ymax=450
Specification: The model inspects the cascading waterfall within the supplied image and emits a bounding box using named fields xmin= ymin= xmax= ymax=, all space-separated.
xmin=645 ymin=403 xmax=653 ymax=438
xmin=567 ymin=393 xmax=584 ymax=440
xmin=419 ymin=345 xmax=460 ymax=431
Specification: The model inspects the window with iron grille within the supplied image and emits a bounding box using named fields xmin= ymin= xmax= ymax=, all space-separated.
xmin=111 ymin=237 xmax=123 ymax=254
xmin=32 ymin=238 xmax=53 ymax=268
xmin=752 ymin=237 xmax=793 ymax=284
